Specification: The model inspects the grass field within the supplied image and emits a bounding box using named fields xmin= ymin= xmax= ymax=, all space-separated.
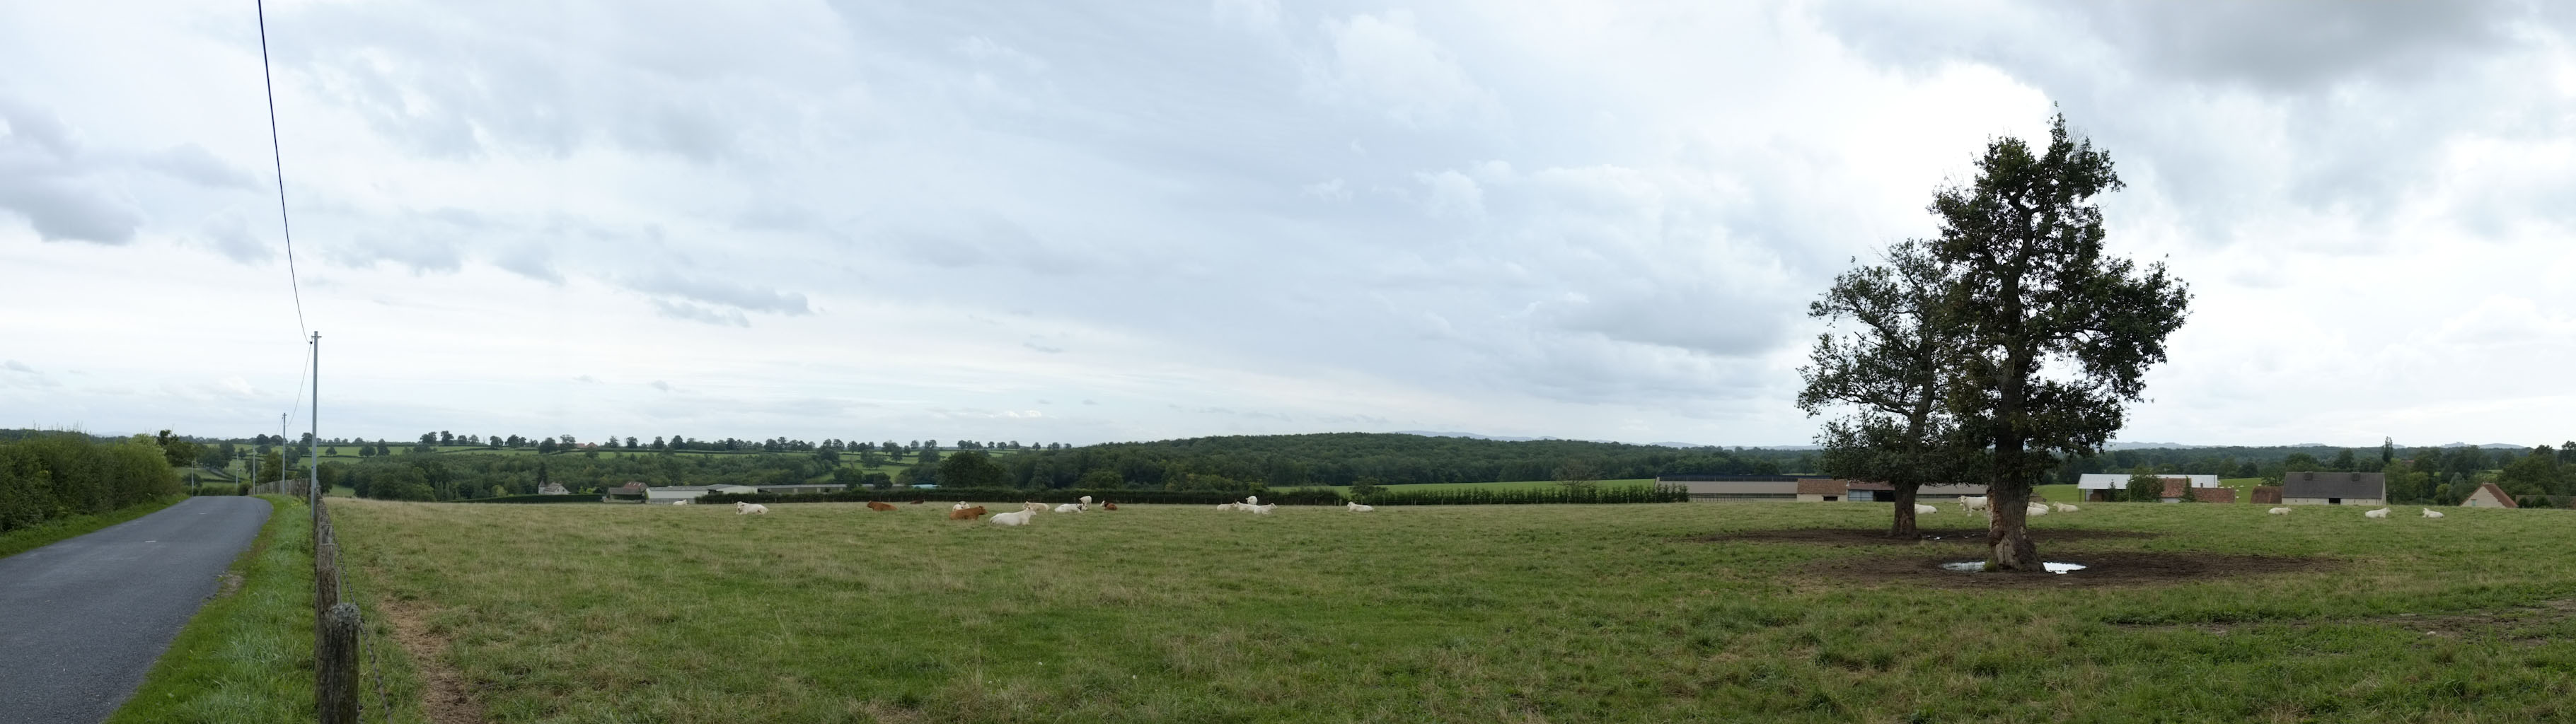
xmin=330 ymin=498 xmax=2576 ymax=723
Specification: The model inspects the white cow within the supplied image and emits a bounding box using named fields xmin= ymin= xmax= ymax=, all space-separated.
xmin=2268 ymin=507 xmax=2292 ymax=515
xmin=2364 ymin=508 xmax=2391 ymax=519
xmin=734 ymin=502 xmax=768 ymax=515
xmin=2422 ymin=508 xmax=2444 ymax=519
xmin=2053 ymin=503 xmax=2079 ymax=513
xmin=1347 ymin=501 xmax=1375 ymax=512
xmin=1912 ymin=503 xmax=1939 ymax=515
xmin=1959 ymin=496 xmax=1990 ymax=513
xmin=991 ymin=510 xmax=1037 ymax=526
xmin=2025 ymin=502 xmax=2050 ymax=517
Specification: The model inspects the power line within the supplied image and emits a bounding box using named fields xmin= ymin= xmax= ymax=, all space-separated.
xmin=254 ymin=0 xmax=307 ymax=339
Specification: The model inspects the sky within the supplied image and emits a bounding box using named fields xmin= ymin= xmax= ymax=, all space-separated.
xmin=3 ymin=1 xmax=2574 ymax=449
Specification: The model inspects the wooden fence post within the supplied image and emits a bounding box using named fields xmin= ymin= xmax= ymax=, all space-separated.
xmin=318 ymin=602 xmax=360 ymax=724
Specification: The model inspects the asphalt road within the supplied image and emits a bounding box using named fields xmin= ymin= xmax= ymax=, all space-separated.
xmin=0 ymin=496 xmax=273 ymax=724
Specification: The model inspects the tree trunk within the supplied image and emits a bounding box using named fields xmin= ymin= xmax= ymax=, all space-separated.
xmin=1891 ymin=483 xmax=1921 ymax=537
xmin=1986 ymin=438 xmax=2040 ymax=570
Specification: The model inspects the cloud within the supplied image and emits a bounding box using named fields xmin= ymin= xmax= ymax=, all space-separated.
xmin=650 ymin=380 xmax=676 ymax=392
xmin=1299 ymin=178 xmax=1351 ymax=202
xmin=1414 ymin=170 xmax=1484 ymax=220
xmin=1305 ymin=11 xmax=1498 ymax=129
xmin=574 ymin=374 xmax=602 ymax=383
xmin=649 ymin=299 xmax=751 ymax=327
xmin=628 ymin=274 xmax=811 ymax=317
xmin=0 ymin=95 xmax=144 ymax=244
xmin=3 ymin=360 xmax=34 ymax=373
xmin=196 ymin=209 xmax=272 ymax=264
xmin=140 ymin=144 xmax=258 ymax=189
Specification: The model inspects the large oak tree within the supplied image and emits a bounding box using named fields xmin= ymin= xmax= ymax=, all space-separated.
xmin=1932 ymin=115 xmax=2190 ymax=571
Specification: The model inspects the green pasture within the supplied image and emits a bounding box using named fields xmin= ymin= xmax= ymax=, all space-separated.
xmin=315 ymin=498 xmax=2576 ymax=723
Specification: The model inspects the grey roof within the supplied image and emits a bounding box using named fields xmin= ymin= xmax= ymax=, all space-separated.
xmin=2281 ymin=472 xmax=2384 ymax=498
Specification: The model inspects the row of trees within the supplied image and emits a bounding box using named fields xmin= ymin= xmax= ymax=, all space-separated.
xmin=0 ymin=432 xmax=181 ymax=532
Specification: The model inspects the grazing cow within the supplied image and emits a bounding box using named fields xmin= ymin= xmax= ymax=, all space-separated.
xmin=2422 ymin=508 xmax=2445 ymax=519
xmin=1348 ymin=501 xmax=1375 ymax=513
xmin=991 ymin=510 xmax=1037 ymax=526
xmin=736 ymin=502 xmax=768 ymax=515
xmin=2365 ymin=508 xmax=2391 ymax=519
xmin=2268 ymin=507 xmax=2292 ymax=515
xmin=949 ymin=506 xmax=988 ymax=520
xmin=866 ymin=501 xmax=896 ymax=512
xmin=1102 ymin=502 xmax=1118 ymax=510
xmin=1959 ymin=496 xmax=1989 ymax=513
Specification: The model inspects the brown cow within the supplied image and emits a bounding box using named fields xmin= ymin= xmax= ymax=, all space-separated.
xmin=947 ymin=505 xmax=988 ymax=520
xmin=866 ymin=501 xmax=896 ymax=512
xmin=1102 ymin=502 xmax=1119 ymax=510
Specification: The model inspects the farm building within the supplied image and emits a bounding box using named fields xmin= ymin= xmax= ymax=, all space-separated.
xmin=2078 ymin=473 xmax=2218 ymax=501
xmin=645 ymin=486 xmax=716 ymax=505
xmin=601 ymin=481 xmax=648 ymax=503
xmin=1656 ymin=475 xmax=1802 ymax=501
xmin=707 ymin=484 xmax=760 ymax=496
xmin=2251 ymin=486 xmax=2283 ymax=504
xmin=2281 ymin=472 xmax=2385 ymax=506
xmin=538 ymin=481 xmax=570 ymax=496
xmin=2161 ymin=479 xmax=2238 ymax=503
xmin=1796 ymin=479 xmax=1851 ymax=502
xmin=1842 ymin=481 xmax=1987 ymax=501
xmin=2463 ymin=482 xmax=2519 ymax=509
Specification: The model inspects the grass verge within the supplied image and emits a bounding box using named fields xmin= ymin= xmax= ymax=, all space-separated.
xmin=0 ymin=495 xmax=184 ymax=560
xmin=105 ymin=495 xmax=429 ymax=724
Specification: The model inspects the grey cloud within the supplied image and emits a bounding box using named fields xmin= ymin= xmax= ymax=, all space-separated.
xmin=0 ymin=95 xmax=144 ymax=244
xmin=140 ymin=144 xmax=258 ymax=189
xmin=326 ymin=230 xmax=465 ymax=275
xmin=491 ymin=245 xmax=564 ymax=285
xmin=574 ymin=375 xmax=602 ymax=383
xmin=630 ymin=274 xmax=812 ymax=316
xmin=650 ymin=380 xmax=676 ymax=392
xmin=3 ymin=360 xmax=35 ymax=373
xmin=1022 ymin=341 xmax=1065 ymax=354
xmin=649 ymin=300 xmax=751 ymax=327
xmin=197 ymin=209 xmax=273 ymax=264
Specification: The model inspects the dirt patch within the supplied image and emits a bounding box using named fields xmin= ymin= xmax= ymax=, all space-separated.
xmin=376 ymin=597 xmax=491 ymax=724
xmin=209 ymin=571 xmax=243 ymax=598
xmin=1693 ymin=527 xmax=2164 ymax=545
xmin=1814 ymin=551 xmax=2332 ymax=588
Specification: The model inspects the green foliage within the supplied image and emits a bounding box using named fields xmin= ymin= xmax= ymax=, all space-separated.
xmin=937 ymin=450 xmax=1009 ymax=489
xmin=1359 ymin=484 xmax=1687 ymax=506
xmin=997 ymin=432 xmax=1813 ymax=490
xmin=1799 ymin=237 xmax=1980 ymax=536
xmin=2125 ymin=470 xmax=2161 ymax=502
xmin=1348 ymin=476 xmax=1385 ymax=498
xmin=0 ymin=432 xmax=182 ymax=533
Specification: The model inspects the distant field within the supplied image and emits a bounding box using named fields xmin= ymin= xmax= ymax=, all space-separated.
xmin=335 ymin=499 xmax=2576 ymax=723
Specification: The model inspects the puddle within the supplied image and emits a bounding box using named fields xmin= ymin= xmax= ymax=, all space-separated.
xmin=1940 ymin=561 xmax=2088 ymax=574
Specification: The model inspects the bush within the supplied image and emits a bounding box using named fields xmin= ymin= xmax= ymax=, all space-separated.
xmin=0 ymin=433 xmax=182 ymax=533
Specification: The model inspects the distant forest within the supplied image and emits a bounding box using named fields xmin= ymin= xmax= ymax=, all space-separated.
xmin=13 ymin=428 xmax=2572 ymax=505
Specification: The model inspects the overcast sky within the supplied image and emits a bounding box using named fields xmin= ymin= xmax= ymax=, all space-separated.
xmin=4 ymin=1 xmax=2573 ymax=448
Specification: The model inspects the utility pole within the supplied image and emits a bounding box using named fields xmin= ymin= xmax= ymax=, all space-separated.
xmin=309 ymin=332 xmax=320 ymax=506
